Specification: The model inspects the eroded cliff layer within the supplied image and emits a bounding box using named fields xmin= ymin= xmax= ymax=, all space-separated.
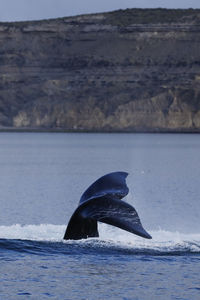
xmin=0 ymin=8 xmax=200 ymax=131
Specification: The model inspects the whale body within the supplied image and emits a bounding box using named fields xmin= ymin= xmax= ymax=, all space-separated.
xmin=64 ymin=172 xmax=152 ymax=240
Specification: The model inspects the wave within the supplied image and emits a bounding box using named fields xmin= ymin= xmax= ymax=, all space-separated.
xmin=0 ymin=223 xmax=200 ymax=256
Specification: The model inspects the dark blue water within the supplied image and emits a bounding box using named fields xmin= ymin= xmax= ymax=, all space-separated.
xmin=0 ymin=133 xmax=200 ymax=299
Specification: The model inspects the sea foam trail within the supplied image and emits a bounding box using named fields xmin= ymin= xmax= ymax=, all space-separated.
xmin=0 ymin=224 xmax=200 ymax=253
xmin=99 ymin=224 xmax=200 ymax=253
xmin=0 ymin=224 xmax=65 ymax=242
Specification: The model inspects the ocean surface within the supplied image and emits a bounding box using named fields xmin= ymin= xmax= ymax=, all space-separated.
xmin=0 ymin=132 xmax=199 ymax=300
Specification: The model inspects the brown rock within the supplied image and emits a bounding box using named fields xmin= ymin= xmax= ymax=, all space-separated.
xmin=0 ymin=8 xmax=200 ymax=132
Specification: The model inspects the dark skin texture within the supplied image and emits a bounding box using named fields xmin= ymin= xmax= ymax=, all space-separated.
xmin=64 ymin=172 xmax=152 ymax=240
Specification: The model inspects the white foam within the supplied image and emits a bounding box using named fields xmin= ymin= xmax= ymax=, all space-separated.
xmin=0 ymin=223 xmax=200 ymax=252
xmin=0 ymin=224 xmax=65 ymax=242
xmin=98 ymin=223 xmax=200 ymax=252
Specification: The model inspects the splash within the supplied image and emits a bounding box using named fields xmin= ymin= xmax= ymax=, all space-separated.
xmin=0 ymin=223 xmax=200 ymax=254
xmin=0 ymin=224 xmax=65 ymax=242
xmin=99 ymin=224 xmax=200 ymax=253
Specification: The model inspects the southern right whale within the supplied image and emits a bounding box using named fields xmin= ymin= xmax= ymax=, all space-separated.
xmin=64 ymin=172 xmax=152 ymax=240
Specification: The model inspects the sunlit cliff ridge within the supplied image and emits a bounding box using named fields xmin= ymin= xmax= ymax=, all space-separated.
xmin=0 ymin=8 xmax=200 ymax=132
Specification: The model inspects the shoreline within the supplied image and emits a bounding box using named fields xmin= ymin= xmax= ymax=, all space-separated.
xmin=0 ymin=127 xmax=200 ymax=134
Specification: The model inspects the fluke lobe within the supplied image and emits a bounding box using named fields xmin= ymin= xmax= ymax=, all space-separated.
xmin=64 ymin=172 xmax=152 ymax=240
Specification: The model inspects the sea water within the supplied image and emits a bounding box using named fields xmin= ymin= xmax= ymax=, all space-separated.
xmin=0 ymin=133 xmax=199 ymax=300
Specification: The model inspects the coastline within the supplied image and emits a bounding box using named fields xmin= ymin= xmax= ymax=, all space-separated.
xmin=0 ymin=8 xmax=200 ymax=132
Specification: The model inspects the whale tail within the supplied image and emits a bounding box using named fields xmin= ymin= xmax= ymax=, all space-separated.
xmin=64 ymin=172 xmax=152 ymax=240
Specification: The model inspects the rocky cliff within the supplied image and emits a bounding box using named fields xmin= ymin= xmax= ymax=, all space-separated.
xmin=0 ymin=8 xmax=200 ymax=132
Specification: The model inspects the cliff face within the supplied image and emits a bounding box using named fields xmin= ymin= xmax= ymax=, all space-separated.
xmin=0 ymin=8 xmax=200 ymax=132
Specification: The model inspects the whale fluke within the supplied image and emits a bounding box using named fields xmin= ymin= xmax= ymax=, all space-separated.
xmin=64 ymin=172 xmax=152 ymax=240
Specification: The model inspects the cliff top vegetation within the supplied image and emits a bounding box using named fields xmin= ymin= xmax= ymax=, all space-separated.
xmin=1 ymin=8 xmax=200 ymax=27
xmin=105 ymin=8 xmax=200 ymax=26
